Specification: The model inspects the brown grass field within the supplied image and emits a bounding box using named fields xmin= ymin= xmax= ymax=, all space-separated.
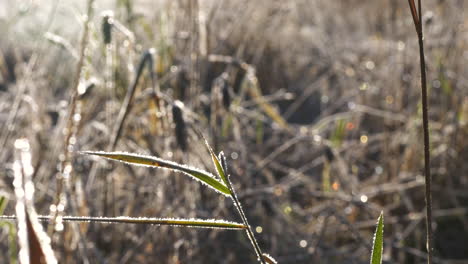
xmin=0 ymin=0 xmax=467 ymax=263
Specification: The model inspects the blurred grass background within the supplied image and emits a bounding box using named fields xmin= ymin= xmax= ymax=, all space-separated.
xmin=0 ymin=0 xmax=467 ymax=263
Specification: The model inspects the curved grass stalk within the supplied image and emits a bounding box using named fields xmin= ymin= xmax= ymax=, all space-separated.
xmin=109 ymin=49 xmax=159 ymax=150
xmin=81 ymin=151 xmax=230 ymax=196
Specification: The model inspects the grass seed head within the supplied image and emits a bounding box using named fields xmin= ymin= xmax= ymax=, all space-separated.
xmin=172 ymin=101 xmax=188 ymax=151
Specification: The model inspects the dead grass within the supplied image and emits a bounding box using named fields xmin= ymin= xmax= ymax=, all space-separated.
xmin=0 ymin=0 xmax=467 ymax=263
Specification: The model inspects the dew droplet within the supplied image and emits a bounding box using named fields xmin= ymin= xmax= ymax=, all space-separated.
xmin=375 ymin=166 xmax=383 ymax=175
xmin=299 ymin=240 xmax=308 ymax=248
xmin=360 ymin=195 xmax=368 ymax=203
xmin=360 ymin=135 xmax=368 ymax=144
xmin=230 ymin=152 xmax=238 ymax=160
xmin=55 ymin=221 xmax=64 ymax=232
xmin=313 ymin=134 xmax=322 ymax=143
xmin=360 ymin=83 xmax=369 ymax=91
xmin=365 ymin=60 xmax=375 ymax=70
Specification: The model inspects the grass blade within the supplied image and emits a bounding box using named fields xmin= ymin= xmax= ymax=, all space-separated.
xmin=0 ymin=215 xmax=246 ymax=230
xmin=262 ymin=253 xmax=278 ymax=264
xmin=219 ymin=152 xmax=267 ymax=264
xmin=210 ymin=150 xmax=229 ymax=188
xmin=370 ymin=212 xmax=384 ymax=264
xmin=0 ymin=195 xmax=7 ymax=214
xmin=80 ymin=151 xmax=230 ymax=196
xmin=0 ymin=195 xmax=17 ymax=264
xmin=244 ymin=68 xmax=289 ymax=130
xmin=14 ymin=139 xmax=58 ymax=264
xmin=199 ymin=134 xmax=230 ymax=188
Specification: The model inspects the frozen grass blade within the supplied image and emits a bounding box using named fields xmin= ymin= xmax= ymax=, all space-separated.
xmin=44 ymin=32 xmax=78 ymax=59
xmin=13 ymin=153 xmax=30 ymax=264
xmin=80 ymin=151 xmax=230 ymax=196
xmin=370 ymin=212 xmax=384 ymax=264
xmin=219 ymin=152 xmax=267 ymax=264
xmin=262 ymin=253 xmax=278 ymax=264
xmin=14 ymin=139 xmax=58 ymax=264
xmin=209 ymin=149 xmax=228 ymax=187
xmin=198 ymin=132 xmax=229 ymax=188
xmin=0 ymin=216 xmax=246 ymax=230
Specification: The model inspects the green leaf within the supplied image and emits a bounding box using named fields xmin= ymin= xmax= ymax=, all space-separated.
xmin=0 ymin=195 xmax=7 ymax=214
xmin=80 ymin=151 xmax=230 ymax=196
xmin=200 ymin=137 xmax=230 ymax=189
xmin=370 ymin=211 xmax=384 ymax=264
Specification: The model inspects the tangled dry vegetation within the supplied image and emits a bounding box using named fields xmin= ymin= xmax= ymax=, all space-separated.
xmin=0 ymin=0 xmax=467 ymax=263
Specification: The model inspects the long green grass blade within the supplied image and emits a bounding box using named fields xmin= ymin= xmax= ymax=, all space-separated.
xmin=80 ymin=151 xmax=230 ymax=196
xmin=370 ymin=212 xmax=384 ymax=264
xmin=0 ymin=215 xmax=246 ymax=230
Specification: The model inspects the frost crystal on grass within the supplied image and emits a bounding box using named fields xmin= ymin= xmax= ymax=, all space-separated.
xmin=0 ymin=215 xmax=246 ymax=230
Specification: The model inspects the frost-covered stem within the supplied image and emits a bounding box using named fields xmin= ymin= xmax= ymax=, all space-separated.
xmin=220 ymin=156 xmax=267 ymax=264
xmin=49 ymin=0 xmax=94 ymax=236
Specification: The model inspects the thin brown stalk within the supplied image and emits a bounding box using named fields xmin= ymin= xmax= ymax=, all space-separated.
xmin=48 ymin=0 xmax=95 ymax=236
xmin=406 ymin=0 xmax=433 ymax=263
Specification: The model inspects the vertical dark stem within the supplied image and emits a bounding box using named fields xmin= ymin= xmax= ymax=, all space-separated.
xmin=220 ymin=155 xmax=267 ymax=264
xmin=416 ymin=0 xmax=433 ymax=263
